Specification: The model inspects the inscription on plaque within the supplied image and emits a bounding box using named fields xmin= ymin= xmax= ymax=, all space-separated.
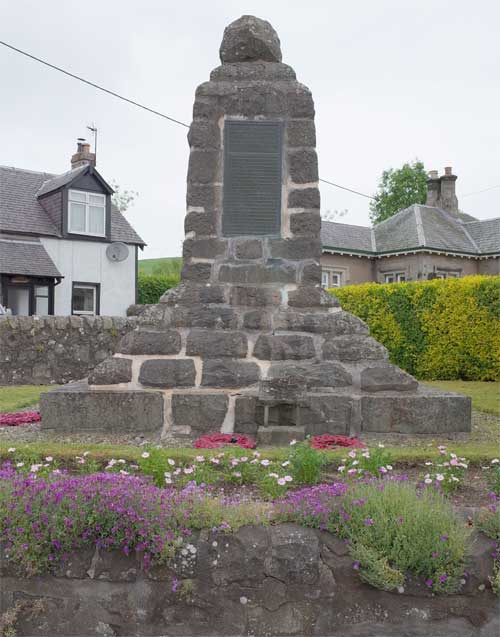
xmin=222 ymin=120 xmax=283 ymax=236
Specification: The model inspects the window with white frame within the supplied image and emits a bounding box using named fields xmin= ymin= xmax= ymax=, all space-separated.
xmin=321 ymin=270 xmax=343 ymax=288
xmin=384 ymin=272 xmax=406 ymax=283
xmin=435 ymin=270 xmax=460 ymax=279
xmin=72 ymin=283 xmax=99 ymax=315
xmin=68 ymin=190 xmax=106 ymax=236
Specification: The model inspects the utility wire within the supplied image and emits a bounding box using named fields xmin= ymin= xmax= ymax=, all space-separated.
xmin=10 ymin=38 xmax=499 ymax=203
xmin=462 ymin=185 xmax=500 ymax=198
xmin=318 ymin=178 xmax=375 ymax=200
xmin=0 ymin=40 xmax=190 ymax=128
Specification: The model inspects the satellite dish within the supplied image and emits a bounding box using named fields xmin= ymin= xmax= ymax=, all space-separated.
xmin=106 ymin=242 xmax=129 ymax=262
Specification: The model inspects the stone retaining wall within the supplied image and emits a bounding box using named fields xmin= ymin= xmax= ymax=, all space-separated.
xmin=1 ymin=524 xmax=497 ymax=636
xmin=0 ymin=316 xmax=136 ymax=386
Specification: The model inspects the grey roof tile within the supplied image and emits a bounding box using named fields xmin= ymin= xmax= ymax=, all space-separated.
xmin=374 ymin=206 xmax=420 ymax=252
xmin=321 ymin=204 xmax=497 ymax=256
xmin=464 ymin=218 xmax=500 ymax=253
xmin=37 ymin=165 xmax=88 ymax=197
xmin=0 ymin=166 xmax=60 ymax=237
xmin=0 ymin=165 xmax=144 ymax=245
xmin=0 ymin=238 xmax=62 ymax=277
xmin=321 ymin=220 xmax=374 ymax=253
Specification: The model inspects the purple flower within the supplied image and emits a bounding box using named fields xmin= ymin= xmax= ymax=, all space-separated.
xmin=439 ymin=574 xmax=447 ymax=583
xmin=425 ymin=579 xmax=433 ymax=588
xmin=352 ymin=561 xmax=360 ymax=570
xmin=431 ymin=551 xmax=438 ymax=559
xmin=440 ymin=534 xmax=448 ymax=542
xmin=364 ymin=518 xmax=374 ymax=526
xmin=171 ymin=577 xmax=179 ymax=592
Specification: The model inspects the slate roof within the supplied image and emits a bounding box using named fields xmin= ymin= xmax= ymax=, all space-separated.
xmin=321 ymin=204 xmax=499 ymax=257
xmin=0 ymin=165 xmax=145 ymax=245
xmin=321 ymin=221 xmax=373 ymax=253
xmin=0 ymin=238 xmax=62 ymax=277
xmin=463 ymin=218 xmax=500 ymax=254
xmin=37 ymin=165 xmax=88 ymax=197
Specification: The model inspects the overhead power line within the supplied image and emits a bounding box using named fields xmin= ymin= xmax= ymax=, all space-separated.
xmin=0 ymin=40 xmax=189 ymax=128
xmin=462 ymin=185 xmax=500 ymax=198
xmin=7 ymin=39 xmax=496 ymax=203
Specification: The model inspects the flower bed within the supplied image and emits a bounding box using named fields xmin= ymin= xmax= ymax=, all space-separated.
xmin=0 ymin=410 xmax=41 ymax=427
xmin=310 ymin=434 xmax=364 ymax=450
xmin=194 ymin=433 xmax=256 ymax=449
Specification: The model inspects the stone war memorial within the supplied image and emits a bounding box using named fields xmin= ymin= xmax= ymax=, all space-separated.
xmin=40 ymin=16 xmax=471 ymax=442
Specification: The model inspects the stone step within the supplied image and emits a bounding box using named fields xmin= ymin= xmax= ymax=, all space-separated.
xmin=256 ymin=425 xmax=305 ymax=446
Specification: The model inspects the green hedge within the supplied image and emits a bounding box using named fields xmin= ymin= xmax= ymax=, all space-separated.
xmin=332 ymin=276 xmax=500 ymax=381
xmin=137 ymin=273 xmax=180 ymax=304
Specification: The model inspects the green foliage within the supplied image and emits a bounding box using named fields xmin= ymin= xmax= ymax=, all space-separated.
xmin=288 ymin=440 xmax=327 ymax=485
xmin=339 ymin=445 xmax=394 ymax=479
xmin=137 ymin=273 xmax=179 ymax=304
xmin=350 ymin=542 xmax=405 ymax=591
xmin=484 ymin=460 xmax=500 ymax=496
xmin=369 ymin=159 xmax=427 ymax=224
xmin=476 ymin=508 xmax=500 ymax=541
xmin=110 ymin=181 xmax=138 ymax=213
xmin=333 ymin=276 xmax=500 ymax=380
xmin=337 ymin=482 xmax=469 ymax=593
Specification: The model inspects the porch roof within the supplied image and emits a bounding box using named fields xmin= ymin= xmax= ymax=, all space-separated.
xmin=0 ymin=239 xmax=62 ymax=278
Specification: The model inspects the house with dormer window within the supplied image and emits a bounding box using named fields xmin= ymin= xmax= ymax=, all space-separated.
xmin=0 ymin=141 xmax=145 ymax=316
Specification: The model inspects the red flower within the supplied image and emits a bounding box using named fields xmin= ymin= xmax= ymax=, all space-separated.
xmin=310 ymin=434 xmax=364 ymax=450
xmin=0 ymin=411 xmax=42 ymax=427
xmin=194 ymin=433 xmax=256 ymax=449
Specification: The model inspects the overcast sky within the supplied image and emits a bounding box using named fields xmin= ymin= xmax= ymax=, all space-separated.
xmin=1 ymin=0 xmax=498 ymax=259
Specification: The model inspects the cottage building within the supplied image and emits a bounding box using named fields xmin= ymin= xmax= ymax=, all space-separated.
xmin=0 ymin=141 xmax=145 ymax=316
xmin=320 ymin=168 xmax=500 ymax=287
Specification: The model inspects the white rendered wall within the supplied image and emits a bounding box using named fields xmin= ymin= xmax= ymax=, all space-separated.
xmin=40 ymin=237 xmax=136 ymax=316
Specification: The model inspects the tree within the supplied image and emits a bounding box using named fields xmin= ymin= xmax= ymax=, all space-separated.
xmin=110 ymin=180 xmax=139 ymax=213
xmin=369 ymin=160 xmax=427 ymax=224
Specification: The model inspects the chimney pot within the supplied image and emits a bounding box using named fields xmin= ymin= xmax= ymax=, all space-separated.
xmin=444 ymin=166 xmax=453 ymax=176
xmin=428 ymin=170 xmax=439 ymax=179
xmin=71 ymin=138 xmax=95 ymax=170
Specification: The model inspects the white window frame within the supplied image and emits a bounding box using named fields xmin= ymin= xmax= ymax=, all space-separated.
xmin=330 ymin=271 xmax=343 ymax=288
xmin=68 ymin=190 xmax=106 ymax=237
xmin=72 ymin=284 xmax=98 ymax=316
xmin=436 ymin=270 xmax=460 ymax=279
xmin=321 ymin=270 xmax=344 ymax=288
xmin=384 ymin=272 xmax=406 ymax=283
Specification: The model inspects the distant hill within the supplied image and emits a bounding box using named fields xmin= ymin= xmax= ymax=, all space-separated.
xmin=138 ymin=257 xmax=182 ymax=276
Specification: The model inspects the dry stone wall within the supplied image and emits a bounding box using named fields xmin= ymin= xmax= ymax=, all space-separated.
xmin=1 ymin=524 xmax=497 ymax=636
xmin=0 ymin=316 xmax=136 ymax=386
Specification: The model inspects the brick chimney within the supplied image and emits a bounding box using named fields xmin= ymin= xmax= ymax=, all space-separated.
xmin=425 ymin=170 xmax=440 ymax=207
xmin=70 ymin=138 xmax=95 ymax=170
xmin=439 ymin=166 xmax=458 ymax=216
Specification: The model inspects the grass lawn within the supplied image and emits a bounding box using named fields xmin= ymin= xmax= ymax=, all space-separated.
xmin=0 ymin=385 xmax=53 ymax=413
xmin=138 ymin=256 xmax=182 ymax=276
xmin=424 ymin=380 xmax=500 ymax=416
xmin=0 ymin=381 xmax=498 ymax=465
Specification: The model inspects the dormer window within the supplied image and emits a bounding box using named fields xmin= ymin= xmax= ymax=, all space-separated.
xmin=68 ymin=190 xmax=106 ymax=236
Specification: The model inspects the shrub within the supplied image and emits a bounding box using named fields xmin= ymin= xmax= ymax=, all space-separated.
xmin=288 ymin=439 xmax=327 ymax=485
xmin=484 ymin=459 xmax=500 ymax=496
xmin=137 ymin=273 xmax=179 ymax=304
xmin=275 ymin=479 xmax=470 ymax=593
xmin=332 ymin=276 xmax=500 ymax=380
